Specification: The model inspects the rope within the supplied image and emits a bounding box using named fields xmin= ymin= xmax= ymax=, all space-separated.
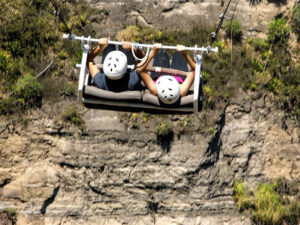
xmin=35 ymin=60 xmax=54 ymax=79
xmin=229 ymin=0 xmax=240 ymax=71
xmin=48 ymin=0 xmax=72 ymax=37
xmin=210 ymin=0 xmax=232 ymax=46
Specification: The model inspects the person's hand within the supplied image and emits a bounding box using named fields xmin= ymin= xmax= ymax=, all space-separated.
xmin=122 ymin=40 xmax=132 ymax=51
xmin=98 ymin=38 xmax=108 ymax=50
xmin=177 ymin=44 xmax=186 ymax=54
xmin=152 ymin=43 xmax=162 ymax=53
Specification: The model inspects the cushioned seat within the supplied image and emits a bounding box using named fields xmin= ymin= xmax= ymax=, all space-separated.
xmin=83 ymin=85 xmax=142 ymax=101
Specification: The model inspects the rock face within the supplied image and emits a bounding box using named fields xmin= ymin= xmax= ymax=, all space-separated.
xmin=0 ymin=94 xmax=299 ymax=224
xmin=89 ymin=0 xmax=295 ymax=38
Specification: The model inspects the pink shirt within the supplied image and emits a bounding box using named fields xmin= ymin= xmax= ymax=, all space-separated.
xmin=154 ymin=75 xmax=184 ymax=84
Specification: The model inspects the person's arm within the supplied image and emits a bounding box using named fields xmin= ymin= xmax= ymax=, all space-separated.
xmin=87 ymin=38 xmax=108 ymax=79
xmin=135 ymin=43 xmax=161 ymax=73
xmin=177 ymin=45 xmax=196 ymax=97
xmin=122 ymin=41 xmax=145 ymax=60
xmin=136 ymin=43 xmax=162 ymax=95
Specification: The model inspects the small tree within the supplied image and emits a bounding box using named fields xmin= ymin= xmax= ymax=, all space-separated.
xmin=223 ymin=19 xmax=243 ymax=42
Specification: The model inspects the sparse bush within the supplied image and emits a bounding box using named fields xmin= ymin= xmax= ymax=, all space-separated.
xmin=12 ymin=74 xmax=42 ymax=108
xmin=202 ymin=70 xmax=211 ymax=83
xmin=291 ymin=4 xmax=300 ymax=40
xmin=233 ymin=180 xmax=300 ymax=225
xmin=268 ymin=77 xmax=281 ymax=94
xmin=233 ymin=180 xmax=254 ymax=212
xmin=267 ymin=18 xmax=290 ymax=45
xmin=251 ymin=58 xmax=263 ymax=72
xmin=60 ymin=82 xmax=76 ymax=97
xmin=62 ymin=105 xmax=85 ymax=127
xmin=58 ymin=50 xmax=68 ymax=60
xmin=223 ymin=19 xmax=243 ymax=42
xmin=252 ymin=183 xmax=286 ymax=225
xmin=252 ymin=37 xmax=269 ymax=51
xmin=0 ymin=50 xmax=13 ymax=76
xmin=155 ymin=119 xmax=173 ymax=137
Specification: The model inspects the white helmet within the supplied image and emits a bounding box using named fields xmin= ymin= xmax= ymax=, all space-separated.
xmin=103 ymin=50 xmax=128 ymax=80
xmin=156 ymin=76 xmax=180 ymax=105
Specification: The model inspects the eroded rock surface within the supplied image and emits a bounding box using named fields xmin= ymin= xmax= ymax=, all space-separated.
xmin=89 ymin=0 xmax=295 ymax=38
xmin=0 ymin=94 xmax=299 ymax=224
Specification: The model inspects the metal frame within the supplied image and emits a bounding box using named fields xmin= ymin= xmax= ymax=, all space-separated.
xmin=68 ymin=34 xmax=217 ymax=115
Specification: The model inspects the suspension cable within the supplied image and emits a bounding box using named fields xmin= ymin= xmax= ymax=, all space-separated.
xmin=210 ymin=0 xmax=232 ymax=46
xmin=48 ymin=0 xmax=72 ymax=37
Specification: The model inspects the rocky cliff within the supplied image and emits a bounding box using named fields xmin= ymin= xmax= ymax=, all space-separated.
xmin=0 ymin=92 xmax=299 ymax=224
xmin=89 ymin=0 xmax=295 ymax=38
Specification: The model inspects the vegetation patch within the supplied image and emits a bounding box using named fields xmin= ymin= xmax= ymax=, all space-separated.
xmin=62 ymin=105 xmax=85 ymax=127
xmin=0 ymin=208 xmax=17 ymax=225
xmin=223 ymin=19 xmax=243 ymax=42
xmin=291 ymin=3 xmax=300 ymax=40
xmin=155 ymin=119 xmax=173 ymax=138
xmin=233 ymin=179 xmax=300 ymax=225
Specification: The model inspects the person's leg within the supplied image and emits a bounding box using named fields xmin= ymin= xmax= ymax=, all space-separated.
xmin=150 ymin=50 xmax=170 ymax=80
xmin=171 ymin=51 xmax=188 ymax=72
xmin=100 ymin=44 xmax=117 ymax=73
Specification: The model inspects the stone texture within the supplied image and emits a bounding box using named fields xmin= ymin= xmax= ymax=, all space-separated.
xmin=88 ymin=0 xmax=295 ymax=39
xmin=0 ymin=94 xmax=299 ymax=224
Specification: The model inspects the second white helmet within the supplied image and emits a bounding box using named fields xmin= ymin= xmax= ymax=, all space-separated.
xmin=103 ymin=50 xmax=128 ymax=80
xmin=156 ymin=75 xmax=180 ymax=105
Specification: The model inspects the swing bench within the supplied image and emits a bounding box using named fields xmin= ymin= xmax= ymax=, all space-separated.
xmin=63 ymin=34 xmax=218 ymax=115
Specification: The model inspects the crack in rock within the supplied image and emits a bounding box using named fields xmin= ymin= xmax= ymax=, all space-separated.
xmin=40 ymin=186 xmax=60 ymax=214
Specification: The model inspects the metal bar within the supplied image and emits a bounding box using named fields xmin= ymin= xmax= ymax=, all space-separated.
xmin=96 ymin=64 xmax=189 ymax=76
xmin=78 ymin=45 xmax=89 ymax=92
xmin=63 ymin=34 xmax=218 ymax=53
xmin=193 ymin=55 xmax=202 ymax=115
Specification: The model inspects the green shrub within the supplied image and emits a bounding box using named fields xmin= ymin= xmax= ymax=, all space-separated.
xmin=251 ymin=58 xmax=263 ymax=72
xmin=60 ymin=82 xmax=76 ymax=97
xmin=291 ymin=4 xmax=300 ymax=40
xmin=252 ymin=37 xmax=269 ymax=51
xmin=233 ymin=180 xmax=254 ymax=211
xmin=268 ymin=77 xmax=281 ymax=94
xmin=267 ymin=18 xmax=290 ymax=45
xmin=249 ymin=83 xmax=256 ymax=91
xmin=0 ymin=96 xmax=19 ymax=115
xmin=233 ymin=181 xmax=300 ymax=225
xmin=58 ymin=50 xmax=68 ymax=60
xmin=223 ymin=19 xmax=243 ymax=42
xmin=155 ymin=119 xmax=173 ymax=137
xmin=62 ymin=105 xmax=85 ymax=127
xmin=202 ymin=70 xmax=211 ymax=83
xmin=252 ymin=183 xmax=286 ymax=225
xmin=0 ymin=50 xmax=13 ymax=76
xmin=12 ymin=74 xmax=42 ymax=108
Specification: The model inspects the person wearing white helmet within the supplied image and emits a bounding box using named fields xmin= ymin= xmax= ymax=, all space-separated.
xmin=87 ymin=38 xmax=144 ymax=92
xmin=136 ymin=43 xmax=196 ymax=105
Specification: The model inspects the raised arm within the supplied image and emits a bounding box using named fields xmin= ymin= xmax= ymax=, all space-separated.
xmin=87 ymin=38 xmax=108 ymax=78
xmin=136 ymin=43 xmax=162 ymax=95
xmin=177 ymin=45 xmax=196 ymax=97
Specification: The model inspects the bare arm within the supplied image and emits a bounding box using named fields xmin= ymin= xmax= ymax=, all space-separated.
xmin=135 ymin=43 xmax=161 ymax=73
xmin=177 ymin=45 xmax=196 ymax=97
xmin=136 ymin=43 xmax=162 ymax=95
xmin=87 ymin=38 xmax=108 ymax=79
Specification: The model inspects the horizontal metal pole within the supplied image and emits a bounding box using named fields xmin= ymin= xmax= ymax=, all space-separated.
xmin=63 ymin=34 xmax=218 ymax=53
